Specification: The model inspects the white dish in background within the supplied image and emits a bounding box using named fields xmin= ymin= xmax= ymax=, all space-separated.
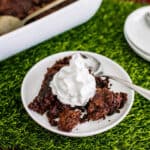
xmin=124 ymin=6 xmax=150 ymax=57
xmin=124 ymin=29 xmax=150 ymax=62
xmin=0 ymin=0 xmax=103 ymax=61
xmin=21 ymin=51 xmax=134 ymax=137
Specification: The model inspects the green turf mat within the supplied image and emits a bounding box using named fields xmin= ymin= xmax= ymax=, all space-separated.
xmin=0 ymin=0 xmax=150 ymax=149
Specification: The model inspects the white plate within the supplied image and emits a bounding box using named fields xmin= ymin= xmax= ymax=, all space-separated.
xmin=124 ymin=28 xmax=150 ymax=62
xmin=124 ymin=6 xmax=150 ymax=56
xmin=21 ymin=51 xmax=134 ymax=137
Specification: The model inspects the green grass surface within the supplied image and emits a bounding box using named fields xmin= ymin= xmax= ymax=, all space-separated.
xmin=0 ymin=0 xmax=150 ymax=149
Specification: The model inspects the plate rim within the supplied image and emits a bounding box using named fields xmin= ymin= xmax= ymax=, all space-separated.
xmin=21 ymin=51 xmax=134 ymax=137
xmin=124 ymin=6 xmax=150 ymax=56
xmin=124 ymin=27 xmax=150 ymax=62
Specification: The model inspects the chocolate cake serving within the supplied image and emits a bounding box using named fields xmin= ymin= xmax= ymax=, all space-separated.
xmin=0 ymin=0 xmax=77 ymax=20
xmin=28 ymin=56 xmax=128 ymax=132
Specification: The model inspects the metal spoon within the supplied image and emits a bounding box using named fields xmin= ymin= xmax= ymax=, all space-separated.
xmin=84 ymin=54 xmax=150 ymax=101
xmin=145 ymin=12 xmax=150 ymax=26
xmin=0 ymin=0 xmax=67 ymax=35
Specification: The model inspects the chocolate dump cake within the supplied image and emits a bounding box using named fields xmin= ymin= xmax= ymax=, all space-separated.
xmin=28 ymin=55 xmax=127 ymax=132
xmin=0 ymin=0 xmax=77 ymax=20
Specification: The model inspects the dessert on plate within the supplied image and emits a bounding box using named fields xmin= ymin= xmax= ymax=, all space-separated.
xmin=28 ymin=54 xmax=127 ymax=132
xmin=0 ymin=0 xmax=77 ymax=21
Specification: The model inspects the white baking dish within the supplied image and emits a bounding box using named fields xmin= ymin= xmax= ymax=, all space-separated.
xmin=0 ymin=0 xmax=103 ymax=61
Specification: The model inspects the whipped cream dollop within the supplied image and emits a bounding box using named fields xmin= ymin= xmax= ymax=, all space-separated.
xmin=50 ymin=54 xmax=96 ymax=107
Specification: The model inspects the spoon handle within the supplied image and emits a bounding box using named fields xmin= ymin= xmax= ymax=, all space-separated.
xmin=103 ymin=75 xmax=150 ymax=100
xmin=22 ymin=0 xmax=67 ymax=24
xmin=145 ymin=12 xmax=150 ymax=27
